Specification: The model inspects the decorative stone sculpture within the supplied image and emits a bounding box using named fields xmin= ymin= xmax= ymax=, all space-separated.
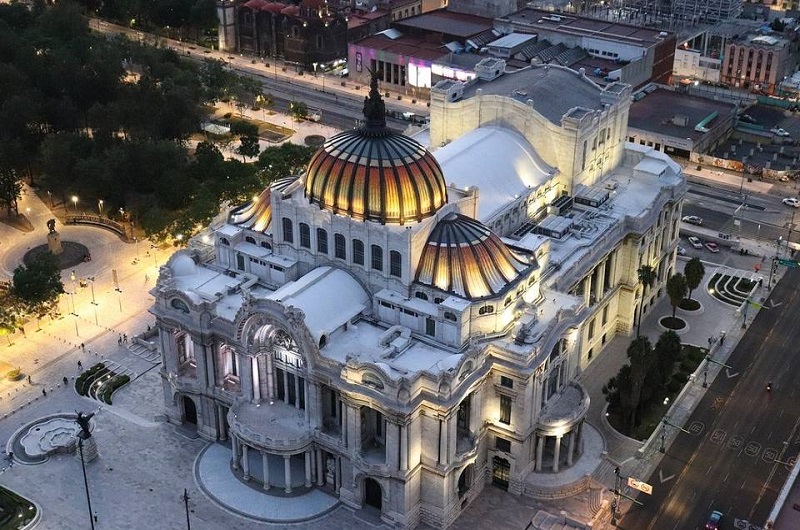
xmin=46 ymin=219 xmax=63 ymax=255
xmin=75 ymin=411 xmax=98 ymax=462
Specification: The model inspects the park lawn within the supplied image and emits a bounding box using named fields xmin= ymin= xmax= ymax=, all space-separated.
xmin=0 ymin=486 xmax=36 ymax=529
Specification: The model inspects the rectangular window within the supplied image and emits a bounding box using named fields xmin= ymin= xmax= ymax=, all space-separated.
xmin=500 ymin=376 xmax=513 ymax=389
xmin=236 ymin=254 xmax=245 ymax=271
xmin=602 ymin=306 xmax=608 ymax=326
xmin=299 ymin=223 xmax=310 ymax=248
xmin=425 ymin=317 xmax=435 ymax=337
xmin=334 ymin=234 xmax=346 ymax=259
xmin=499 ymin=395 xmax=512 ymax=425
xmin=317 ymin=228 xmax=328 ymax=254
xmin=588 ymin=318 xmax=595 ymax=340
xmin=495 ymin=437 xmax=512 ymax=452
xmin=390 ymin=250 xmax=402 ymax=277
xmin=282 ymin=218 xmax=293 ymax=244
xmin=371 ymin=244 xmax=383 ymax=271
xmin=353 ymin=240 xmax=364 ymax=265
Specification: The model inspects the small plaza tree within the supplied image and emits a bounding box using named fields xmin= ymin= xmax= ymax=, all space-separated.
xmin=666 ymin=273 xmax=688 ymax=319
xmin=636 ymin=265 xmax=656 ymax=337
xmin=684 ymin=257 xmax=705 ymax=301
xmin=11 ymin=252 xmax=64 ymax=316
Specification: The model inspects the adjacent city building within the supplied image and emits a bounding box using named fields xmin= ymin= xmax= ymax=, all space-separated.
xmin=152 ymin=64 xmax=686 ymax=528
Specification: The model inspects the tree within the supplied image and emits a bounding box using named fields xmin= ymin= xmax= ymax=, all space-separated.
xmin=636 ymin=265 xmax=656 ymax=337
xmin=288 ymin=100 xmax=308 ymax=121
xmin=602 ymin=364 xmax=632 ymax=412
xmin=0 ymin=165 xmax=22 ymax=217
xmin=683 ymin=257 xmax=705 ymax=301
xmin=11 ymin=252 xmax=64 ymax=314
xmin=256 ymin=143 xmax=316 ymax=183
xmin=666 ymin=273 xmax=687 ymax=319
xmin=237 ymin=135 xmax=260 ymax=162
xmin=625 ymin=336 xmax=653 ymax=430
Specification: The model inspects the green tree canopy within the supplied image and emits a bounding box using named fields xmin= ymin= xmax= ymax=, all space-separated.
xmin=12 ymin=252 xmax=64 ymax=312
xmin=684 ymin=257 xmax=705 ymax=301
xmin=636 ymin=264 xmax=656 ymax=337
xmin=666 ymin=273 xmax=688 ymax=318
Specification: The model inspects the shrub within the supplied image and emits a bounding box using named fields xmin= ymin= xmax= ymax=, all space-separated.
xmin=99 ymin=374 xmax=130 ymax=405
xmin=75 ymin=363 xmax=106 ymax=396
xmin=680 ymin=359 xmax=695 ymax=373
xmin=667 ymin=379 xmax=682 ymax=393
xmin=6 ymin=368 xmax=21 ymax=381
xmin=674 ymin=372 xmax=689 ymax=384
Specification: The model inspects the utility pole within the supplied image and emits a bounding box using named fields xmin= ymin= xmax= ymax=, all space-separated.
xmin=182 ymin=489 xmax=191 ymax=530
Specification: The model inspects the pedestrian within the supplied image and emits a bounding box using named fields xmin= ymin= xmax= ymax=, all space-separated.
xmin=42 ymin=388 xmax=47 ymax=397
xmin=145 ymin=274 xmax=149 ymax=282
xmin=720 ymin=335 xmax=725 ymax=346
xmin=80 ymin=343 xmax=85 ymax=351
xmin=118 ymin=334 xmax=122 ymax=345
xmin=77 ymin=360 xmax=83 ymax=371
xmin=63 ymin=376 xmax=68 ymax=387
xmin=123 ymin=333 xmax=128 ymax=343
xmin=26 ymin=375 xmax=31 ymax=384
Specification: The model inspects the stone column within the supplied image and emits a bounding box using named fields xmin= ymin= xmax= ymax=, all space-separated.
xmin=535 ymin=434 xmax=544 ymax=472
xmin=192 ymin=336 xmax=209 ymax=387
xmin=353 ymin=406 xmax=362 ymax=454
xmin=568 ymin=428 xmax=578 ymax=466
xmin=294 ymin=374 xmax=301 ymax=409
xmin=242 ymin=444 xmax=250 ymax=480
xmin=205 ymin=341 xmax=216 ymax=389
xmin=266 ymin=353 xmax=275 ymax=401
xmin=284 ymin=455 xmax=292 ymax=493
xmin=262 ymin=451 xmax=270 ymax=489
xmin=447 ymin=413 xmax=457 ymax=457
xmin=386 ymin=422 xmax=399 ymax=469
xmin=304 ymin=379 xmax=310 ymax=422
xmin=282 ymin=370 xmax=289 ymax=405
xmin=304 ymin=451 xmax=312 ymax=487
xmin=438 ymin=418 xmax=447 ymax=465
xmin=231 ymin=435 xmax=240 ymax=470
xmin=597 ymin=260 xmax=606 ymax=296
xmin=240 ymin=353 xmax=253 ymax=403
xmin=399 ymin=424 xmax=408 ymax=471
xmin=252 ymin=356 xmax=261 ymax=402
xmin=341 ymin=402 xmax=348 ymax=447
xmin=552 ymin=435 xmax=562 ymax=472
xmin=316 ymin=449 xmax=324 ymax=486
xmin=217 ymin=404 xmax=227 ymax=441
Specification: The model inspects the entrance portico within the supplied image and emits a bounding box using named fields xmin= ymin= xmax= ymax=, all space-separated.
xmin=533 ymin=382 xmax=590 ymax=472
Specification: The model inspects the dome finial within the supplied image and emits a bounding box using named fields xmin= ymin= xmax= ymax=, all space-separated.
xmin=362 ymin=68 xmax=386 ymax=131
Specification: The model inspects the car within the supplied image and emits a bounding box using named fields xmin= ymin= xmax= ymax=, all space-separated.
xmin=779 ymin=175 xmax=790 ymax=182
xmin=739 ymin=114 xmax=757 ymax=124
xmin=677 ymin=246 xmax=686 ymax=256
xmin=770 ymin=127 xmax=791 ymax=137
xmin=682 ymin=215 xmax=703 ymax=226
xmin=783 ymin=197 xmax=800 ymax=208
xmin=705 ymin=510 xmax=722 ymax=530
xmin=688 ymin=236 xmax=703 ymax=249
xmin=705 ymin=242 xmax=720 ymax=253
xmin=338 ymin=68 xmax=349 ymax=77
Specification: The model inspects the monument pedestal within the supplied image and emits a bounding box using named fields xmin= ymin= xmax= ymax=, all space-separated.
xmin=47 ymin=231 xmax=63 ymax=255
xmin=76 ymin=434 xmax=98 ymax=463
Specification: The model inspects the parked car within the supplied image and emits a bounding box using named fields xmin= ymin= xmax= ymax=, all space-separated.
xmin=682 ymin=215 xmax=704 ymax=226
xmin=688 ymin=237 xmax=703 ymax=249
xmin=677 ymin=246 xmax=687 ymax=256
xmin=705 ymin=242 xmax=720 ymax=253
xmin=739 ymin=114 xmax=757 ymax=124
xmin=705 ymin=510 xmax=722 ymax=530
xmin=770 ymin=127 xmax=791 ymax=137
xmin=338 ymin=68 xmax=349 ymax=77
xmin=783 ymin=197 xmax=800 ymax=208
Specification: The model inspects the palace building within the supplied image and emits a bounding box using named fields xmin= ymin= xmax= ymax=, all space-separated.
xmin=151 ymin=65 xmax=686 ymax=528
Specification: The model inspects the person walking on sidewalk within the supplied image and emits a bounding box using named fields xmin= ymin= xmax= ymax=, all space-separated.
xmin=42 ymin=388 xmax=47 ymax=397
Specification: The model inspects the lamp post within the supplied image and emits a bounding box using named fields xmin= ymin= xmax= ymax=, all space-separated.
xmin=182 ymin=489 xmax=192 ymax=530
xmin=71 ymin=195 xmax=79 ymax=214
xmin=89 ymin=277 xmax=98 ymax=326
xmin=98 ymin=199 xmax=104 ymax=216
xmin=77 ymin=437 xmax=96 ymax=530
xmin=69 ymin=291 xmax=79 ymax=337
xmin=47 ymin=190 xmax=52 ymax=207
xmin=702 ymin=356 xmax=709 ymax=388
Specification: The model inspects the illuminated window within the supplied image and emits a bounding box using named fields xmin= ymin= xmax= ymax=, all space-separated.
xmin=390 ymin=250 xmax=401 ymax=277
xmin=317 ymin=228 xmax=328 ymax=254
xmin=334 ymin=234 xmax=345 ymax=259
xmin=371 ymin=245 xmax=383 ymax=271
xmin=282 ymin=218 xmax=293 ymax=243
xmin=353 ymin=239 xmax=364 ymax=265
xmin=299 ymin=223 xmax=310 ymax=248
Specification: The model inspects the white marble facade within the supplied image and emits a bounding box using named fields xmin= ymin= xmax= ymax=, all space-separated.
xmin=152 ymin=66 xmax=685 ymax=528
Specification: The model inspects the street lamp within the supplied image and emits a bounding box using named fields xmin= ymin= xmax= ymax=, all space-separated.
xmin=77 ymin=437 xmax=96 ymax=530
xmin=98 ymin=199 xmax=104 ymax=216
xmin=71 ymin=195 xmax=79 ymax=214
xmin=182 ymin=489 xmax=192 ymax=530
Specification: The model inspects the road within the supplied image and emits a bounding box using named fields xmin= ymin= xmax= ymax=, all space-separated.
xmin=618 ymin=267 xmax=800 ymax=530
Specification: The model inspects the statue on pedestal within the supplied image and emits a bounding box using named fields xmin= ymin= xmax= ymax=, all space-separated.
xmin=76 ymin=411 xmax=94 ymax=439
xmin=74 ymin=410 xmax=99 ymax=462
xmin=47 ymin=218 xmax=63 ymax=255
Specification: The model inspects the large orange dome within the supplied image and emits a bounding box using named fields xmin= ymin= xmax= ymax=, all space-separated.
xmin=304 ymin=75 xmax=447 ymax=224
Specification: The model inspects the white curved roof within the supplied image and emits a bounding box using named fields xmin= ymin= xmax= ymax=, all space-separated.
xmin=433 ymin=126 xmax=556 ymax=221
xmin=267 ymin=267 xmax=369 ymax=345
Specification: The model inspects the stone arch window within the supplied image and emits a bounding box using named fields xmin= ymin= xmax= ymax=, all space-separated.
xmin=334 ymin=233 xmax=346 ymax=259
xmin=389 ymin=250 xmax=401 ymax=277
xmin=478 ymin=305 xmax=494 ymax=315
xmin=319 ymin=335 xmax=327 ymax=349
xmin=282 ymin=217 xmax=293 ymax=243
xmin=299 ymin=223 xmax=311 ymax=248
xmin=219 ymin=237 xmax=230 ymax=246
xmin=245 ymin=236 xmax=256 ymax=244
xmin=457 ymin=463 xmax=474 ymax=498
xmin=504 ymin=296 xmax=512 ymax=307
xmin=434 ymin=297 xmax=444 ymax=304
xmin=444 ymin=312 xmax=456 ymax=322
xmin=362 ymin=373 xmax=384 ymax=390
xmin=353 ymin=239 xmax=364 ymax=265
xmin=415 ymin=291 xmax=428 ymax=301
xmin=371 ymin=245 xmax=383 ymax=271
xmin=317 ymin=228 xmax=328 ymax=254
xmin=170 ymin=298 xmax=190 ymax=314
xmin=260 ymin=241 xmax=271 ymax=249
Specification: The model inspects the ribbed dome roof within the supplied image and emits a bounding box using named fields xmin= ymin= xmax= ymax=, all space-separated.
xmin=304 ymin=74 xmax=447 ymax=224
xmin=415 ymin=213 xmax=533 ymax=300
xmin=229 ymin=177 xmax=296 ymax=233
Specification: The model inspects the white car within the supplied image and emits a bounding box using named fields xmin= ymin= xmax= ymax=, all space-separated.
xmin=783 ymin=197 xmax=800 ymax=208
xmin=687 ymin=236 xmax=703 ymax=249
xmin=677 ymin=246 xmax=687 ymax=256
xmin=771 ymin=127 xmax=791 ymax=137
xmin=682 ymin=215 xmax=703 ymax=226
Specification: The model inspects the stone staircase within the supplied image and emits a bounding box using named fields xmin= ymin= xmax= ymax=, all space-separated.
xmin=591 ymin=458 xmax=618 ymax=489
xmin=127 ymin=341 xmax=161 ymax=364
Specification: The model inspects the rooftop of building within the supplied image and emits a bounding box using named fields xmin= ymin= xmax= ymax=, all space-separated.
xmin=497 ymin=7 xmax=674 ymax=48
xmin=461 ymin=65 xmax=608 ymax=124
xmin=351 ymin=32 xmax=449 ymax=61
xmin=627 ymin=88 xmax=737 ymax=142
xmin=392 ymin=9 xmax=494 ymax=38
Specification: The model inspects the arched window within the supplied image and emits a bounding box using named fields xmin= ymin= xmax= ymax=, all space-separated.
xmin=434 ymin=297 xmax=444 ymax=304
xmin=260 ymin=241 xmax=271 ymax=249
xmin=504 ymin=297 xmax=512 ymax=307
xmin=353 ymin=239 xmax=364 ymax=265
xmin=219 ymin=237 xmax=230 ymax=246
xmin=317 ymin=228 xmax=328 ymax=254
xmin=444 ymin=312 xmax=457 ymax=322
xmin=170 ymin=298 xmax=190 ymax=314
xmin=334 ymin=234 xmax=346 ymax=259
xmin=389 ymin=250 xmax=401 ymax=277
xmin=479 ymin=305 xmax=495 ymax=315
xmin=299 ymin=223 xmax=310 ymax=248
xmin=371 ymin=245 xmax=383 ymax=271
xmin=282 ymin=218 xmax=293 ymax=243
xmin=245 ymin=236 xmax=256 ymax=244
xmin=415 ymin=292 xmax=428 ymax=301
